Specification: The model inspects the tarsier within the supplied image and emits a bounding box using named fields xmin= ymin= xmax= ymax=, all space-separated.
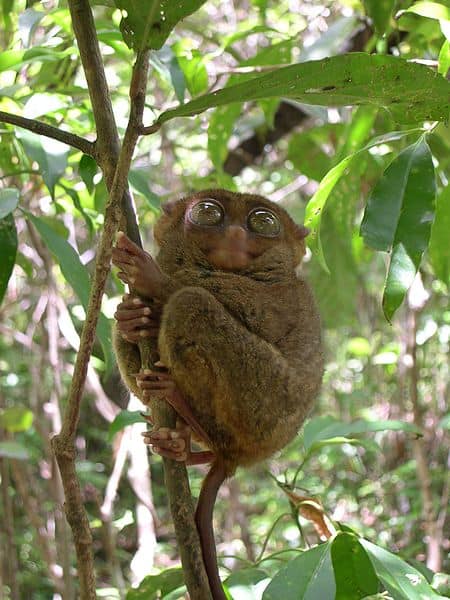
xmin=112 ymin=189 xmax=323 ymax=600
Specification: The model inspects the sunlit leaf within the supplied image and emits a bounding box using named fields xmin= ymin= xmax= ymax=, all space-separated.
xmin=438 ymin=39 xmax=450 ymax=76
xmin=360 ymin=539 xmax=446 ymax=599
xmin=304 ymin=418 xmax=422 ymax=452
xmin=156 ymin=54 xmax=450 ymax=127
xmin=403 ymin=1 xmax=450 ymax=22
xmin=114 ymin=0 xmax=208 ymax=51
xmin=305 ymin=130 xmax=420 ymax=271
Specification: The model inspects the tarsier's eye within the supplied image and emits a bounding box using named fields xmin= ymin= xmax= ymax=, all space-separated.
xmin=247 ymin=208 xmax=281 ymax=236
xmin=188 ymin=200 xmax=224 ymax=226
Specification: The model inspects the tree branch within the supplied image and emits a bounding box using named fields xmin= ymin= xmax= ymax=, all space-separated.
xmin=0 ymin=110 xmax=95 ymax=156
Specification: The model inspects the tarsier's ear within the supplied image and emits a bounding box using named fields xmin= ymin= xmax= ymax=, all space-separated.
xmin=161 ymin=200 xmax=178 ymax=215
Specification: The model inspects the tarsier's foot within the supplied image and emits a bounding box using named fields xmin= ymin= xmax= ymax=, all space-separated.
xmin=114 ymin=294 xmax=161 ymax=343
xmin=136 ymin=368 xmax=213 ymax=448
xmin=142 ymin=423 xmax=214 ymax=465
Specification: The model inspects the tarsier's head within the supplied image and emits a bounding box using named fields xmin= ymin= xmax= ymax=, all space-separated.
xmin=154 ymin=189 xmax=309 ymax=273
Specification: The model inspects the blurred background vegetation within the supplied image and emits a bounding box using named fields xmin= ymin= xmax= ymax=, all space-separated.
xmin=0 ymin=0 xmax=449 ymax=598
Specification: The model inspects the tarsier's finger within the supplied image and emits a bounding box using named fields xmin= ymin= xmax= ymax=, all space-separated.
xmin=116 ymin=232 xmax=145 ymax=257
xmin=117 ymin=316 xmax=151 ymax=332
xmin=142 ymin=433 xmax=186 ymax=452
xmin=114 ymin=306 xmax=152 ymax=321
xmin=148 ymin=445 xmax=188 ymax=461
xmin=117 ymin=296 xmax=151 ymax=310
xmin=111 ymin=247 xmax=135 ymax=265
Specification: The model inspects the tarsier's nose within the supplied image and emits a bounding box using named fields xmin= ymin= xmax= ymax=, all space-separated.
xmin=225 ymin=225 xmax=247 ymax=241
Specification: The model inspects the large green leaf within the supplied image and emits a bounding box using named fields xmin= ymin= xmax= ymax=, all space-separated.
xmin=114 ymin=0 xmax=207 ymax=51
xmin=363 ymin=0 xmax=396 ymax=35
xmin=403 ymin=1 xmax=450 ymax=22
xmin=361 ymin=138 xmax=436 ymax=319
xmin=263 ymin=543 xmax=335 ymax=600
xmin=331 ymin=533 xmax=379 ymax=599
xmin=0 ymin=212 xmax=17 ymax=305
xmin=18 ymin=129 xmax=68 ymax=199
xmin=305 ymin=129 xmax=420 ymax=271
xmin=26 ymin=213 xmax=113 ymax=374
xmin=155 ymin=54 xmax=450 ymax=127
xmin=303 ymin=417 xmax=422 ymax=452
xmin=360 ymin=539 xmax=447 ymax=599
xmin=429 ymin=184 xmax=450 ymax=283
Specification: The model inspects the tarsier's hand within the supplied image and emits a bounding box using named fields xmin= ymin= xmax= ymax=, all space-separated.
xmin=112 ymin=232 xmax=166 ymax=299
xmin=114 ymin=294 xmax=161 ymax=344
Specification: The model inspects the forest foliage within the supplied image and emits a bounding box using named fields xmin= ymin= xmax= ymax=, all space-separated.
xmin=0 ymin=0 xmax=449 ymax=599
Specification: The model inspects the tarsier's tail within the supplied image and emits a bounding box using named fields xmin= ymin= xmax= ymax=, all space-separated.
xmin=195 ymin=459 xmax=228 ymax=600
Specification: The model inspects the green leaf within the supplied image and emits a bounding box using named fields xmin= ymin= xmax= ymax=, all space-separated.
xmin=79 ymin=154 xmax=98 ymax=194
xmin=360 ymin=539 xmax=447 ymax=599
xmin=263 ymin=542 xmax=335 ymax=600
xmin=156 ymin=54 xmax=450 ymax=127
xmin=108 ymin=410 xmax=144 ymax=440
xmin=126 ymin=568 xmax=185 ymax=600
xmin=438 ymin=39 xmax=450 ymax=76
xmin=208 ymin=103 xmax=242 ymax=171
xmin=26 ymin=213 xmax=114 ymax=375
xmin=114 ymin=0 xmax=208 ymax=51
xmin=0 ymin=188 xmax=19 ymax=219
xmin=383 ymin=243 xmax=418 ymax=320
xmin=303 ymin=418 xmax=422 ymax=452
xmin=58 ymin=183 xmax=94 ymax=236
xmin=429 ymin=184 xmax=450 ymax=283
xmin=361 ymin=138 xmax=436 ymax=320
xmin=0 ymin=407 xmax=33 ymax=433
xmin=177 ymin=50 xmax=209 ymax=97
xmin=0 ymin=46 xmax=73 ymax=71
xmin=18 ymin=130 xmax=69 ymax=199
xmin=403 ymin=1 xmax=450 ymax=21
xmin=225 ymin=568 xmax=271 ymax=599
xmin=0 ymin=441 xmax=29 ymax=460
xmin=363 ymin=0 xmax=396 ymax=35
xmin=128 ymin=169 xmax=161 ymax=213
xmin=0 ymin=213 xmax=17 ymax=305
xmin=305 ymin=130 xmax=420 ymax=271
xmin=331 ymin=533 xmax=379 ymax=599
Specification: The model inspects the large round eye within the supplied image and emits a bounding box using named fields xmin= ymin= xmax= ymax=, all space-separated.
xmin=247 ymin=208 xmax=281 ymax=236
xmin=188 ymin=200 xmax=224 ymax=226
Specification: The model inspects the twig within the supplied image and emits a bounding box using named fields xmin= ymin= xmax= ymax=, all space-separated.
xmin=0 ymin=111 xmax=95 ymax=156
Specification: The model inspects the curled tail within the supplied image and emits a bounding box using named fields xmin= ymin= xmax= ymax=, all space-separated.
xmin=195 ymin=460 xmax=228 ymax=600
